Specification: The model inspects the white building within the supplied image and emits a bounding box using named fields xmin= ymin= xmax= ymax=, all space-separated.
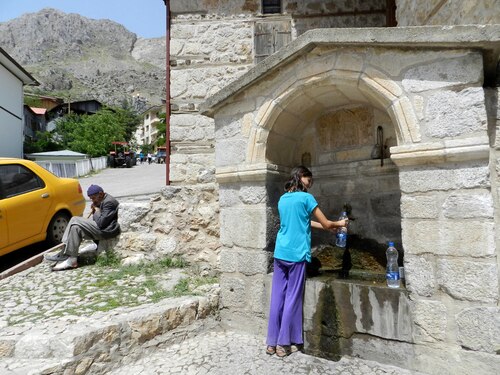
xmin=134 ymin=105 xmax=165 ymax=148
xmin=0 ymin=47 xmax=38 ymax=158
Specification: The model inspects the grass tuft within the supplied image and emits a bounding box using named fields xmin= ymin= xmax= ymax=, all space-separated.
xmin=95 ymin=250 xmax=121 ymax=267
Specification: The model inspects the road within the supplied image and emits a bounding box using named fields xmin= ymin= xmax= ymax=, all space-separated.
xmin=0 ymin=163 xmax=167 ymax=272
xmin=79 ymin=161 xmax=167 ymax=199
xmin=79 ymin=161 xmax=167 ymax=215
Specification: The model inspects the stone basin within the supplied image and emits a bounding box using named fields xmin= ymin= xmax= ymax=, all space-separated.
xmin=303 ymin=266 xmax=410 ymax=363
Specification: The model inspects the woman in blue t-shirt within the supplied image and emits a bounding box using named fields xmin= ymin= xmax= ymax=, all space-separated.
xmin=266 ymin=166 xmax=348 ymax=357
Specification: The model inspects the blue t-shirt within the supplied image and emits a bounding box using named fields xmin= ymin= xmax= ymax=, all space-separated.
xmin=274 ymin=191 xmax=318 ymax=263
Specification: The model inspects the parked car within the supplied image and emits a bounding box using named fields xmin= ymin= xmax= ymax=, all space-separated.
xmin=156 ymin=147 xmax=167 ymax=164
xmin=0 ymin=158 xmax=86 ymax=257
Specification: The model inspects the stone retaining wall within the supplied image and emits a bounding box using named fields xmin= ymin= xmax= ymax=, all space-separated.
xmin=0 ymin=295 xmax=219 ymax=374
xmin=114 ymin=184 xmax=220 ymax=272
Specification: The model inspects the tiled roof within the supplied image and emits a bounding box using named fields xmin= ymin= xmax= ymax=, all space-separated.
xmin=30 ymin=107 xmax=47 ymax=115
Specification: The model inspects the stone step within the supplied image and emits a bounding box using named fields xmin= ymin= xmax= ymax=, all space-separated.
xmin=0 ymin=358 xmax=66 ymax=375
xmin=0 ymin=293 xmax=219 ymax=374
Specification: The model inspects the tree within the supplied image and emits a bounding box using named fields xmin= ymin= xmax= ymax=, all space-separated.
xmin=25 ymin=106 xmax=142 ymax=157
xmin=52 ymin=113 xmax=83 ymax=149
xmin=54 ymin=109 xmax=125 ymax=157
xmin=139 ymin=143 xmax=155 ymax=154
xmin=115 ymin=106 xmax=142 ymax=142
xmin=23 ymin=131 xmax=63 ymax=154
xmin=153 ymin=112 xmax=166 ymax=147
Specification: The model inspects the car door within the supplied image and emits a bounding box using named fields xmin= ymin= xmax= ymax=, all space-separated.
xmin=0 ymin=175 xmax=7 ymax=249
xmin=0 ymin=164 xmax=53 ymax=246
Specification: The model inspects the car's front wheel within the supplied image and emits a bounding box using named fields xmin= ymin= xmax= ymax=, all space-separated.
xmin=46 ymin=212 xmax=71 ymax=246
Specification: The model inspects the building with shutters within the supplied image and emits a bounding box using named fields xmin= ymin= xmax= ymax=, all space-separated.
xmin=160 ymin=2 xmax=500 ymax=374
xmin=168 ymin=0 xmax=393 ymax=184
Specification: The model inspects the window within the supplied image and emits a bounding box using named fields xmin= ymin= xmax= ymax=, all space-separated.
xmin=0 ymin=165 xmax=44 ymax=199
xmin=262 ymin=0 xmax=281 ymax=14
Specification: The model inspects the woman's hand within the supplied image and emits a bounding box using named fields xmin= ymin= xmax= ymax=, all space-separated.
xmin=338 ymin=219 xmax=349 ymax=227
xmin=312 ymin=207 xmax=349 ymax=231
xmin=329 ymin=219 xmax=347 ymax=232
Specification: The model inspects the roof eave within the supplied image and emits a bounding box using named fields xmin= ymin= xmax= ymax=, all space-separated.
xmin=0 ymin=47 xmax=39 ymax=86
xmin=200 ymin=25 xmax=500 ymax=118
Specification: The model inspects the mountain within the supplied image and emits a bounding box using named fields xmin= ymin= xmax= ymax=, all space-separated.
xmin=0 ymin=8 xmax=166 ymax=110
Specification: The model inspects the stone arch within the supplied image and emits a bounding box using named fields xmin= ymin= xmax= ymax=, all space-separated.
xmin=244 ymin=62 xmax=409 ymax=268
xmin=247 ymin=68 xmax=421 ymax=165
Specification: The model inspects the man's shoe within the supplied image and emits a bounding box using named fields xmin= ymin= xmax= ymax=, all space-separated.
xmin=79 ymin=242 xmax=98 ymax=254
xmin=44 ymin=251 xmax=68 ymax=262
xmin=52 ymin=257 xmax=78 ymax=271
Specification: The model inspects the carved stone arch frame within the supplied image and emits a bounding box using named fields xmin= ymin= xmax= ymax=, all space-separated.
xmin=247 ymin=67 xmax=421 ymax=164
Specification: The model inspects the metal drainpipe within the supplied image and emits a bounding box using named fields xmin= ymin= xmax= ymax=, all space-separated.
xmin=164 ymin=0 xmax=171 ymax=185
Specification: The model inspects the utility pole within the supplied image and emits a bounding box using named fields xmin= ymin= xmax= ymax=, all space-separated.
xmin=67 ymin=80 xmax=72 ymax=114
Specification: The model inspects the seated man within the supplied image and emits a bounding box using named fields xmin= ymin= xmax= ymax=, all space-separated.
xmin=45 ymin=184 xmax=121 ymax=271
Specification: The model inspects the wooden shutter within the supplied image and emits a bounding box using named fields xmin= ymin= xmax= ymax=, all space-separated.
xmin=254 ymin=21 xmax=291 ymax=64
xmin=254 ymin=22 xmax=274 ymax=63
xmin=274 ymin=21 xmax=291 ymax=51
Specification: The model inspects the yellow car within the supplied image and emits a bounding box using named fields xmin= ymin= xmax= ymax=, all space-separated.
xmin=0 ymin=158 xmax=86 ymax=257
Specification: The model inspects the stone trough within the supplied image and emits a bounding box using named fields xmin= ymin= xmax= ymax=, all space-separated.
xmin=304 ymin=236 xmax=409 ymax=363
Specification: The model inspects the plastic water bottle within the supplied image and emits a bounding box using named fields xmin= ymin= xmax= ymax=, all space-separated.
xmin=335 ymin=212 xmax=348 ymax=248
xmin=386 ymin=242 xmax=400 ymax=288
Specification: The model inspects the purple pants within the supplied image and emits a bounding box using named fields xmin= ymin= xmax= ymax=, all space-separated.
xmin=266 ymin=259 xmax=306 ymax=346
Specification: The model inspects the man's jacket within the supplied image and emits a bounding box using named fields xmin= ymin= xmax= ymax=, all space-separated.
xmin=92 ymin=193 xmax=121 ymax=238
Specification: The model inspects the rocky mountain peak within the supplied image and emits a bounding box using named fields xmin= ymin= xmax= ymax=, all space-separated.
xmin=0 ymin=8 xmax=166 ymax=110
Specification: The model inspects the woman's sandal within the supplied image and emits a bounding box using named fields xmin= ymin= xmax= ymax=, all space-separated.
xmin=266 ymin=346 xmax=276 ymax=355
xmin=275 ymin=345 xmax=291 ymax=358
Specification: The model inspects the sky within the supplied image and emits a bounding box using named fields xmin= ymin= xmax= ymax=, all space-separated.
xmin=0 ymin=0 xmax=167 ymax=38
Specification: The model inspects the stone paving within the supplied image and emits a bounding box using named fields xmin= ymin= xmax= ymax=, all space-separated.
xmin=0 ymin=249 xmax=189 ymax=327
xmin=108 ymin=324 xmax=428 ymax=375
xmin=0 ymin=254 xmax=428 ymax=374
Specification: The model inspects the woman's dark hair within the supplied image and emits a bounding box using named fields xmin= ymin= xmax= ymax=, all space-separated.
xmin=284 ymin=165 xmax=313 ymax=192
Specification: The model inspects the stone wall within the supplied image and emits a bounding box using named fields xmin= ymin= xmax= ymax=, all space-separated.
xmin=217 ymin=180 xmax=275 ymax=319
xmin=396 ymin=0 xmax=500 ymax=26
xmin=169 ymin=0 xmax=387 ymax=184
xmin=397 ymin=157 xmax=499 ymax=374
xmin=170 ymin=17 xmax=254 ymax=183
xmin=205 ymin=26 xmax=500 ymax=373
xmin=290 ymin=0 xmax=387 ymax=36
xmin=113 ymin=184 xmax=220 ymax=273
xmin=171 ymin=0 xmax=387 ymax=20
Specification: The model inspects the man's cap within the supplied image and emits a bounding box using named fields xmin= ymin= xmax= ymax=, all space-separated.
xmin=87 ymin=184 xmax=104 ymax=196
